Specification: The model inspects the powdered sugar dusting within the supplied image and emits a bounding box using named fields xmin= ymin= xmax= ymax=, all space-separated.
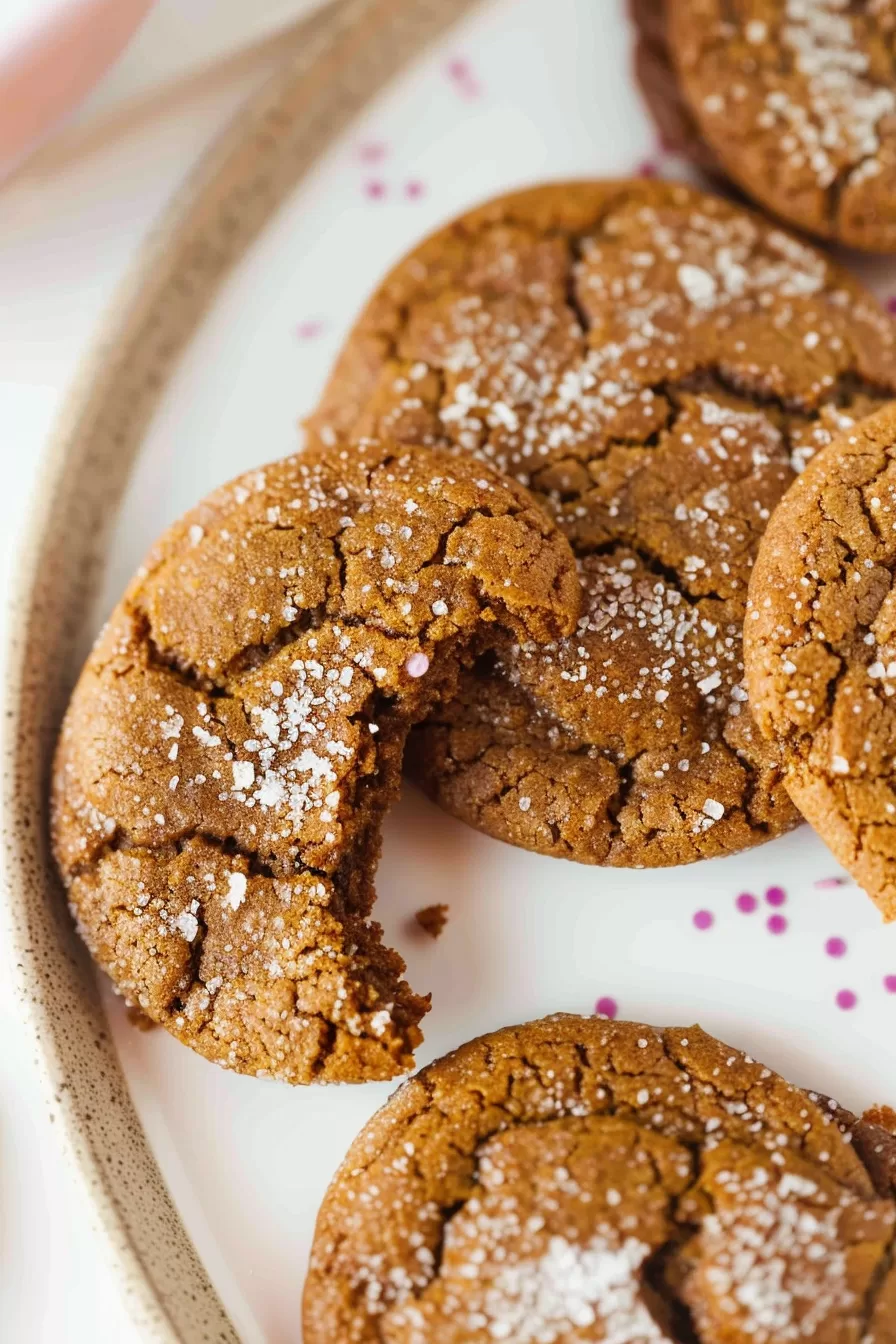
xmin=776 ymin=0 xmax=896 ymax=191
xmin=680 ymin=0 xmax=896 ymax=246
xmin=450 ymin=1233 xmax=668 ymax=1343
xmin=697 ymin=1163 xmax=881 ymax=1339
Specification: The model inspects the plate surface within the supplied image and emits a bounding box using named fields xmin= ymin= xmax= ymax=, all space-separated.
xmin=14 ymin=0 xmax=896 ymax=1339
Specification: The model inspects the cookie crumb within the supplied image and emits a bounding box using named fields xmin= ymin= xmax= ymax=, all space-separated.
xmin=414 ymin=903 xmax=449 ymax=939
xmin=125 ymin=1004 xmax=157 ymax=1032
xmin=863 ymin=1104 xmax=896 ymax=1137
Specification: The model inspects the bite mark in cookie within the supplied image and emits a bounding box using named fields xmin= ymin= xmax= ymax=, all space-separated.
xmin=51 ymin=442 xmax=579 ymax=1083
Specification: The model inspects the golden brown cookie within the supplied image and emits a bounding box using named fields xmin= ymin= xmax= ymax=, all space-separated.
xmin=745 ymin=403 xmax=896 ymax=921
xmin=304 ymin=1013 xmax=896 ymax=1342
xmin=634 ymin=0 xmax=896 ymax=252
xmin=51 ymin=442 xmax=579 ymax=1084
xmin=307 ymin=180 xmax=896 ymax=867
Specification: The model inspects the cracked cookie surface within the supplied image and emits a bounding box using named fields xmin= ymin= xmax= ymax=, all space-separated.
xmin=745 ymin=403 xmax=896 ymax=921
xmin=51 ymin=442 xmax=579 ymax=1084
xmin=307 ymin=180 xmax=896 ymax=867
xmin=634 ymin=0 xmax=896 ymax=252
xmin=303 ymin=1013 xmax=896 ymax=1343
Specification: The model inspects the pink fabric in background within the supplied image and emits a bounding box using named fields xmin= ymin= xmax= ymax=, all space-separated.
xmin=0 ymin=0 xmax=155 ymax=179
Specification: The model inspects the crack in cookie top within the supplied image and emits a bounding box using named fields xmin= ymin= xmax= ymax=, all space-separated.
xmin=50 ymin=441 xmax=579 ymax=1084
xmin=303 ymin=1014 xmax=896 ymax=1342
xmin=307 ymin=181 xmax=896 ymax=867
xmin=661 ymin=0 xmax=896 ymax=251
xmin=746 ymin=403 xmax=896 ymax=921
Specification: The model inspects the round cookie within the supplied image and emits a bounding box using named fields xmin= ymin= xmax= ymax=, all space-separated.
xmin=304 ymin=1013 xmax=896 ymax=1342
xmin=307 ymin=180 xmax=896 ymax=867
xmin=745 ymin=403 xmax=896 ymax=921
xmin=635 ymin=0 xmax=896 ymax=252
xmin=51 ymin=441 xmax=579 ymax=1084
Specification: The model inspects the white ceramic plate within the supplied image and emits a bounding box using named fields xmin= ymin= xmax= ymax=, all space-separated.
xmin=8 ymin=0 xmax=896 ymax=1339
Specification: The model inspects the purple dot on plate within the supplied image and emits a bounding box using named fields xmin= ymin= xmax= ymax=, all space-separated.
xmin=595 ymin=996 xmax=618 ymax=1019
xmin=885 ymin=975 xmax=896 ymax=994
xmin=836 ymin=989 xmax=857 ymax=1011
xmin=693 ymin=909 xmax=714 ymax=931
xmin=404 ymin=179 xmax=425 ymax=199
xmin=814 ymin=875 xmax=847 ymax=890
xmin=767 ymin=914 xmax=788 ymax=935
xmin=358 ymin=140 xmax=387 ymax=163
xmin=825 ymin=936 xmax=847 ymax=958
xmin=364 ymin=179 xmax=387 ymax=199
xmin=736 ymin=892 xmax=758 ymax=914
xmin=765 ymin=886 xmax=786 ymax=907
xmin=295 ymin=319 xmax=325 ymax=341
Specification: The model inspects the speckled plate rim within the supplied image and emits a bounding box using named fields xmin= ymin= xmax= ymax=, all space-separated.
xmin=0 ymin=1 xmax=480 ymax=1338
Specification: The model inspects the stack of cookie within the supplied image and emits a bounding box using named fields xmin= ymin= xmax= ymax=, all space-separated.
xmin=49 ymin=2 xmax=896 ymax=1334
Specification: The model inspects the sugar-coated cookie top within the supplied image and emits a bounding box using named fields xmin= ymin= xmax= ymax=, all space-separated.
xmin=51 ymin=441 xmax=579 ymax=1083
xmin=309 ymin=181 xmax=896 ymax=867
xmin=304 ymin=1013 xmax=896 ymax=1342
xmin=746 ymin=402 xmax=896 ymax=920
xmin=665 ymin=0 xmax=896 ymax=250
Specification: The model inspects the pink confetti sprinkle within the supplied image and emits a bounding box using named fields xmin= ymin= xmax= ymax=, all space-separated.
xmin=814 ymin=875 xmax=848 ymax=889
xmin=359 ymin=140 xmax=387 ymax=163
xmin=594 ymin=996 xmax=618 ymax=1019
xmin=767 ymin=914 xmax=788 ymax=935
xmin=637 ymin=159 xmax=659 ymax=178
xmin=405 ymin=652 xmax=430 ymax=678
xmin=825 ymin=936 xmax=847 ymax=958
xmin=445 ymin=56 xmax=481 ymax=98
xmin=735 ymin=892 xmax=757 ymax=913
xmin=887 ymin=296 xmax=896 ymax=315
xmin=693 ymin=909 xmax=714 ymax=930
xmin=836 ymin=989 xmax=857 ymax=1011
xmin=404 ymin=179 xmax=425 ymax=199
xmin=765 ymin=886 xmax=786 ymax=907
xmin=364 ymin=179 xmax=387 ymax=200
xmin=885 ymin=975 xmax=896 ymax=994
xmin=295 ymin=319 xmax=325 ymax=341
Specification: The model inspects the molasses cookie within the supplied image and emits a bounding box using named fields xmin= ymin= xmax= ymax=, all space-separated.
xmin=633 ymin=0 xmax=896 ymax=252
xmin=51 ymin=442 xmax=579 ymax=1083
xmin=307 ymin=180 xmax=896 ymax=867
xmin=304 ymin=1013 xmax=896 ymax=1342
xmin=745 ymin=403 xmax=896 ymax=921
